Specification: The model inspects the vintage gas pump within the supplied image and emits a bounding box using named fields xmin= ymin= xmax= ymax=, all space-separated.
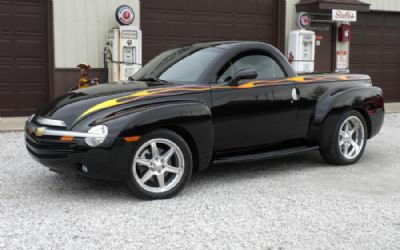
xmin=288 ymin=29 xmax=316 ymax=74
xmin=104 ymin=5 xmax=142 ymax=82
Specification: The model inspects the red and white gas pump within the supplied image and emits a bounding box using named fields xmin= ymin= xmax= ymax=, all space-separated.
xmin=104 ymin=5 xmax=142 ymax=82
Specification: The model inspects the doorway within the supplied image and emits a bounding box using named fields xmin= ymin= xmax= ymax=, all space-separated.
xmin=0 ymin=0 xmax=50 ymax=116
xmin=309 ymin=22 xmax=335 ymax=73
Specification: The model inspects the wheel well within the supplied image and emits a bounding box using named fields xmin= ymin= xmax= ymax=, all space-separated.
xmin=353 ymin=107 xmax=372 ymax=139
xmin=310 ymin=107 xmax=372 ymax=144
xmin=161 ymin=125 xmax=200 ymax=172
xmin=322 ymin=107 xmax=372 ymax=138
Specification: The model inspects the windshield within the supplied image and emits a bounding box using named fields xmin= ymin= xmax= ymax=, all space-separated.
xmin=132 ymin=46 xmax=223 ymax=84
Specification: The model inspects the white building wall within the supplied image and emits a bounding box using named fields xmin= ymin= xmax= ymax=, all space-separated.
xmin=285 ymin=0 xmax=301 ymax=54
xmin=53 ymin=0 xmax=140 ymax=68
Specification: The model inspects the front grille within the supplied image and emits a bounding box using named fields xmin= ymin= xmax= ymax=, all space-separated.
xmin=26 ymin=135 xmax=74 ymax=152
xmin=25 ymin=132 xmax=76 ymax=159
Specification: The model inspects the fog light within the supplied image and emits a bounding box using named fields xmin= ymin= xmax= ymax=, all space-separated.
xmin=84 ymin=125 xmax=108 ymax=147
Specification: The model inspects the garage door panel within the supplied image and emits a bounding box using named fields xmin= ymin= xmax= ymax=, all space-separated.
xmin=0 ymin=0 xmax=49 ymax=116
xmin=15 ymin=91 xmax=46 ymax=109
xmin=191 ymin=1 xmax=209 ymax=12
xmin=16 ymin=65 xmax=46 ymax=85
xmin=168 ymin=0 xmax=186 ymax=11
xmin=383 ymin=69 xmax=398 ymax=82
xmin=0 ymin=90 xmax=15 ymax=113
xmin=383 ymin=51 xmax=399 ymax=64
xmin=365 ymin=51 xmax=382 ymax=64
xmin=141 ymin=19 xmax=164 ymax=37
xmin=15 ymin=39 xmax=46 ymax=60
xmin=351 ymin=32 xmax=364 ymax=45
xmin=0 ymin=3 xmax=12 ymax=13
xmin=15 ymin=14 xmax=44 ymax=34
xmin=384 ymin=16 xmax=400 ymax=27
xmin=383 ymin=33 xmax=400 ymax=46
xmin=0 ymin=64 xmax=14 ymax=86
xmin=211 ymin=0 xmax=233 ymax=13
xmin=15 ymin=0 xmax=43 ymax=4
xmin=235 ymin=0 xmax=259 ymax=14
xmin=236 ymin=24 xmax=258 ymax=39
xmin=0 ymin=38 xmax=14 ymax=58
xmin=350 ymin=50 xmax=363 ymax=65
xmin=365 ymin=33 xmax=383 ymax=46
xmin=0 ymin=13 xmax=12 ymax=33
xmin=257 ymin=0 xmax=274 ymax=14
xmin=191 ymin=23 xmax=213 ymax=38
xmin=364 ymin=69 xmax=383 ymax=82
xmin=350 ymin=12 xmax=400 ymax=102
xmin=139 ymin=0 xmax=161 ymax=10
xmin=166 ymin=21 xmax=187 ymax=37
xmin=379 ymin=86 xmax=400 ymax=102
xmin=142 ymin=0 xmax=278 ymax=63
xmin=258 ymin=25 xmax=274 ymax=40
xmin=215 ymin=24 xmax=234 ymax=40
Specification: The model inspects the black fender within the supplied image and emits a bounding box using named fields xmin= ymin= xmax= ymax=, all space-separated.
xmin=102 ymin=101 xmax=213 ymax=171
xmin=310 ymin=86 xmax=384 ymax=142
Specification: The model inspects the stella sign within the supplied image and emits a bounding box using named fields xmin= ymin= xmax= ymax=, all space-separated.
xmin=332 ymin=9 xmax=357 ymax=22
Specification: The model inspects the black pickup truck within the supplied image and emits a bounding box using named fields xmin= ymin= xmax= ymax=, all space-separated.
xmin=25 ymin=41 xmax=384 ymax=199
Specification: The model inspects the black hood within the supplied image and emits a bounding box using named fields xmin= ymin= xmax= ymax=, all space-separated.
xmin=35 ymin=81 xmax=181 ymax=127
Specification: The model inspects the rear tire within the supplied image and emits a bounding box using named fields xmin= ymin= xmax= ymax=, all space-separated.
xmin=126 ymin=129 xmax=193 ymax=200
xmin=320 ymin=110 xmax=368 ymax=165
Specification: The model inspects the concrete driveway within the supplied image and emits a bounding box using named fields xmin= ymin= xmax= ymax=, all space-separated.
xmin=0 ymin=114 xmax=399 ymax=249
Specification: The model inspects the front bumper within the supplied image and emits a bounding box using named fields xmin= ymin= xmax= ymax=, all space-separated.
xmin=25 ymin=119 xmax=132 ymax=181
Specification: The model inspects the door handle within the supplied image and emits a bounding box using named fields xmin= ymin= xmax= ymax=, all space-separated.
xmin=291 ymin=88 xmax=300 ymax=101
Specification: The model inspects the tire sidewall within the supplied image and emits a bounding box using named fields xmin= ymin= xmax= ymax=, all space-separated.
xmin=127 ymin=129 xmax=193 ymax=199
xmin=331 ymin=110 xmax=368 ymax=165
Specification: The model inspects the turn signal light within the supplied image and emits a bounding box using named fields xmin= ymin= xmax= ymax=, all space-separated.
xmin=60 ymin=136 xmax=74 ymax=142
xmin=124 ymin=136 xmax=141 ymax=142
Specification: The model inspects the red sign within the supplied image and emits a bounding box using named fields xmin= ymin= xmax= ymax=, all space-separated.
xmin=297 ymin=12 xmax=312 ymax=29
xmin=116 ymin=5 xmax=135 ymax=25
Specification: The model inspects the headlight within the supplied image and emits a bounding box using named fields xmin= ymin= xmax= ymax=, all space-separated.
xmin=84 ymin=125 xmax=108 ymax=147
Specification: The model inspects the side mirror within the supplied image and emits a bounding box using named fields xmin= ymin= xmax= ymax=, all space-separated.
xmin=229 ymin=69 xmax=258 ymax=86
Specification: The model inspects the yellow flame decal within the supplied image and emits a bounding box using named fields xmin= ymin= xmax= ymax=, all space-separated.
xmin=77 ymin=86 xmax=211 ymax=120
xmin=237 ymin=82 xmax=255 ymax=88
xmin=289 ymin=76 xmax=305 ymax=82
xmin=78 ymin=89 xmax=152 ymax=120
xmin=76 ymin=74 xmax=368 ymax=121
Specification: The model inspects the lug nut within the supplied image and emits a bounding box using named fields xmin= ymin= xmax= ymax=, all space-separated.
xmin=81 ymin=165 xmax=88 ymax=173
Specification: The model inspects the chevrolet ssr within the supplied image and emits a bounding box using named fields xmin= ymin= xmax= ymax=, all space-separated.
xmin=25 ymin=41 xmax=384 ymax=199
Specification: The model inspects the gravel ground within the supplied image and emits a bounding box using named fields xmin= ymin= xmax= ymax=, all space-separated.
xmin=1 ymin=114 xmax=400 ymax=250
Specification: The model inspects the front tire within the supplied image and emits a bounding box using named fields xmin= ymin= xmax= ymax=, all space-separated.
xmin=320 ymin=110 xmax=368 ymax=165
xmin=126 ymin=129 xmax=193 ymax=199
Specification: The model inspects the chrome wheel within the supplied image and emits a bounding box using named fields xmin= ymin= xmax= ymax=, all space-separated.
xmin=338 ymin=116 xmax=365 ymax=160
xmin=132 ymin=138 xmax=185 ymax=193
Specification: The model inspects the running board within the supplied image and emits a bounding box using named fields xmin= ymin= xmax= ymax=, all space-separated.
xmin=212 ymin=146 xmax=319 ymax=165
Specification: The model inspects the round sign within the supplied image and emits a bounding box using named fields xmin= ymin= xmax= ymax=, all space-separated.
xmin=297 ymin=12 xmax=311 ymax=29
xmin=115 ymin=5 xmax=135 ymax=25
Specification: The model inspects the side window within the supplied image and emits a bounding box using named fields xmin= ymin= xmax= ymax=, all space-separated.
xmin=217 ymin=54 xmax=286 ymax=83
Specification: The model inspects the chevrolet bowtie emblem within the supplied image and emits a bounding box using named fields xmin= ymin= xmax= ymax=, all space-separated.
xmin=35 ymin=127 xmax=46 ymax=137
